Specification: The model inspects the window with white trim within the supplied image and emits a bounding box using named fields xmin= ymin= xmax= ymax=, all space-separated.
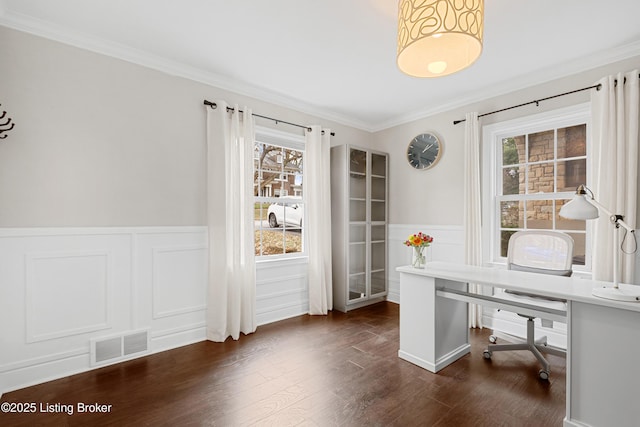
xmin=482 ymin=104 xmax=591 ymax=270
xmin=253 ymin=127 xmax=305 ymax=258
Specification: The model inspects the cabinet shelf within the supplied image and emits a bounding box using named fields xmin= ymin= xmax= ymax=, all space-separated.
xmin=331 ymin=145 xmax=388 ymax=313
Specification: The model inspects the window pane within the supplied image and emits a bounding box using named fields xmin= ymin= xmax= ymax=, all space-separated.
xmin=556 ymin=199 xmax=586 ymax=231
xmin=255 ymin=202 xmax=268 ymax=223
xmin=567 ymin=232 xmax=586 ymax=266
xmin=273 ymin=172 xmax=299 ymax=198
xmin=527 ymin=162 xmax=554 ymax=193
xmin=557 ymin=159 xmax=586 ymax=192
xmin=500 ymin=200 xmax=523 ymax=229
xmin=259 ymin=230 xmax=284 ymax=255
xmin=282 ymin=147 xmax=303 ymax=197
xmin=502 ymin=165 xmax=524 ymax=195
xmin=527 ymin=200 xmax=554 ymax=229
xmin=500 ymin=230 xmax=517 ymax=257
xmin=502 ymin=136 xmax=524 ymax=166
xmin=253 ymin=159 xmax=260 ymax=196
xmin=557 ymin=124 xmax=586 ymax=159
xmin=283 ymin=229 xmax=302 ymax=253
xmin=259 ymin=229 xmax=302 ymax=256
xmin=528 ymin=130 xmax=554 ymax=162
xmin=254 ymin=142 xmax=284 ymax=198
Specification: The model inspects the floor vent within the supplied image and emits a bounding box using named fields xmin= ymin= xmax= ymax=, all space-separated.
xmin=90 ymin=329 xmax=150 ymax=366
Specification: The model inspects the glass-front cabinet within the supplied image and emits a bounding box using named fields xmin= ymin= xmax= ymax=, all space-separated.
xmin=331 ymin=145 xmax=388 ymax=312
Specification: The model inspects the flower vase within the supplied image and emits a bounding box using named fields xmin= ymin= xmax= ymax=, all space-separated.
xmin=412 ymin=246 xmax=426 ymax=269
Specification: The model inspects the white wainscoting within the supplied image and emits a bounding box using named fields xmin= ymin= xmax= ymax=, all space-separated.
xmin=256 ymin=257 xmax=309 ymax=326
xmin=0 ymin=223 xmax=572 ymax=394
xmin=0 ymin=227 xmax=208 ymax=394
xmin=0 ymin=226 xmax=311 ymax=395
xmin=387 ymin=224 xmax=465 ymax=304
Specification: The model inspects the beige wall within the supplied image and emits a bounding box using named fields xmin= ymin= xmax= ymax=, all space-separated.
xmin=375 ymin=56 xmax=640 ymax=225
xmin=2 ymin=25 xmax=640 ymax=228
xmin=0 ymin=26 xmax=369 ymax=227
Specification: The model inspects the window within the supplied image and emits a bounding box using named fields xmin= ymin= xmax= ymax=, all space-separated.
xmin=483 ymin=104 xmax=591 ymax=269
xmin=253 ymin=128 xmax=305 ymax=258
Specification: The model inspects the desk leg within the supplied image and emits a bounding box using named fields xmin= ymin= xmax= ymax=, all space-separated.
xmin=565 ymin=301 xmax=640 ymax=427
xmin=398 ymin=273 xmax=470 ymax=372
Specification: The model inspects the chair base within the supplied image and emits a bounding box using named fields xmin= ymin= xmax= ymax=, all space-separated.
xmin=483 ymin=317 xmax=565 ymax=380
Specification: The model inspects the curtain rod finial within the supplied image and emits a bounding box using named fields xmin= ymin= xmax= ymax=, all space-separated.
xmin=203 ymin=100 xmax=217 ymax=109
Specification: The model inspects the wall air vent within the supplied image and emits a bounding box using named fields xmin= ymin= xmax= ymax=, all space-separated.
xmin=90 ymin=329 xmax=150 ymax=367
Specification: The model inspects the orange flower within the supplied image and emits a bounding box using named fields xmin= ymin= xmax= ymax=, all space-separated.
xmin=404 ymin=232 xmax=434 ymax=248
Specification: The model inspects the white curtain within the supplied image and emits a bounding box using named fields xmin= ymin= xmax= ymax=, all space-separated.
xmin=464 ymin=112 xmax=483 ymax=328
xmin=305 ymin=126 xmax=333 ymax=314
xmin=591 ymin=70 xmax=639 ymax=284
xmin=205 ymin=101 xmax=256 ymax=341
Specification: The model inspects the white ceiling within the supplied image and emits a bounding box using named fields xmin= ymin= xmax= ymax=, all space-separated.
xmin=2 ymin=0 xmax=640 ymax=132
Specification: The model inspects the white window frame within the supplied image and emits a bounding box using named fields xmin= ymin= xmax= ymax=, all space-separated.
xmin=254 ymin=126 xmax=306 ymax=261
xmin=481 ymin=103 xmax=592 ymax=274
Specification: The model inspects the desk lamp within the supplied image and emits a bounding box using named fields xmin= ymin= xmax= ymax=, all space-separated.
xmin=559 ymin=185 xmax=640 ymax=302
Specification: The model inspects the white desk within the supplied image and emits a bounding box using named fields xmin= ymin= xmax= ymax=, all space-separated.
xmin=397 ymin=262 xmax=640 ymax=427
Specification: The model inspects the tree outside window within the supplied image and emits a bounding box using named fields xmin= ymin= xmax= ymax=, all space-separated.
xmin=254 ymin=141 xmax=304 ymax=257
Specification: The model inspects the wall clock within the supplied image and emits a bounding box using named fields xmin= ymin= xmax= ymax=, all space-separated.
xmin=407 ymin=132 xmax=442 ymax=170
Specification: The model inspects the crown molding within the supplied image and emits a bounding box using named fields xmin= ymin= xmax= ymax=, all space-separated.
xmin=2 ymin=8 xmax=640 ymax=134
xmin=0 ymin=10 xmax=374 ymax=132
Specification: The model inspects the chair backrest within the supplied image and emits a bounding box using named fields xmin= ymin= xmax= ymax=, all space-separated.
xmin=507 ymin=230 xmax=574 ymax=277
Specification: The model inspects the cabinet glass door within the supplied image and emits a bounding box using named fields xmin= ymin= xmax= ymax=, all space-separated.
xmin=370 ymin=224 xmax=386 ymax=295
xmin=348 ymin=224 xmax=366 ymax=301
xmin=348 ymin=148 xmax=368 ymax=303
xmin=370 ymin=153 xmax=387 ymax=296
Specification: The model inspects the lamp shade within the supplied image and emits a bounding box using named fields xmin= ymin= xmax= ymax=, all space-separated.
xmin=397 ymin=0 xmax=484 ymax=78
xmin=559 ymin=195 xmax=599 ymax=220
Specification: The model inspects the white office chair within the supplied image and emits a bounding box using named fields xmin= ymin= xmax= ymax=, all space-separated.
xmin=483 ymin=230 xmax=574 ymax=380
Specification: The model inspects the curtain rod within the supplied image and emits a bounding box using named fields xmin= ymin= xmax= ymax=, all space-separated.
xmin=453 ymin=84 xmax=602 ymax=125
xmin=203 ymin=100 xmax=335 ymax=136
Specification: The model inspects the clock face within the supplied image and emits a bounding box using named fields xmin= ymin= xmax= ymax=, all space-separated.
xmin=407 ymin=133 xmax=442 ymax=170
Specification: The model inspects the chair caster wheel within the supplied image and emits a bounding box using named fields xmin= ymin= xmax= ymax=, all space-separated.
xmin=483 ymin=350 xmax=492 ymax=359
xmin=489 ymin=335 xmax=497 ymax=343
xmin=539 ymin=370 xmax=549 ymax=380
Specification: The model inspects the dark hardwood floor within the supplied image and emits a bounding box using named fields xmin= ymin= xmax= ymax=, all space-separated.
xmin=1 ymin=302 xmax=566 ymax=426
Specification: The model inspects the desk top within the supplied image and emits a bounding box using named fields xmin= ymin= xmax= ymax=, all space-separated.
xmin=397 ymin=261 xmax=640 ymax=313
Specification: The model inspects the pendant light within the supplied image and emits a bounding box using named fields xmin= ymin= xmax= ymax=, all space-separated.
xmin=397 ymin=0 xmax=484 ymax=78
